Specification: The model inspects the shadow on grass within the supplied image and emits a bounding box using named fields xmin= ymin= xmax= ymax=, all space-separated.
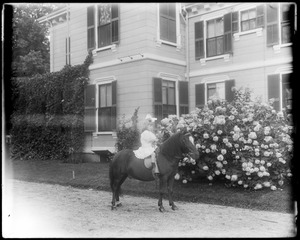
xmin=5 ymin=159 xmax=294 ymax=214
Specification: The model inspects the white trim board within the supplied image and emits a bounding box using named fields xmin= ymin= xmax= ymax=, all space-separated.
xmin=89 ymin=53 xmax=186 ymax=70
xmin=190 ymin=57 xmax=293 ymax=77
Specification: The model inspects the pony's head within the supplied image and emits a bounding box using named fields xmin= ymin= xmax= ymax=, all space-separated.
xmin=180 ymin=132 xmax=199 ymax=161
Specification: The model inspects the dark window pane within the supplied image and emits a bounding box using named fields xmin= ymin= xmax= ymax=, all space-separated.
xmin=98 ymin=24 xmax=111 ymax=47
xmin=267 ymin=4 xmax=278 ymax=23
xmin=111 ymin=4 xmax=118 ymax=19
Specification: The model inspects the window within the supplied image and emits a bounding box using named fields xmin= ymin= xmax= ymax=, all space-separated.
xmin=98 ymin=84 xmax=113 ymax=131
xmin=159 ymin=3 xmax=177 ymax=44
xmin=84 ymin=81 xmax=117 ymax=133
xmin=162 ymin=80 xmax=176 ymax=118
xmin=207 ymin=17 xmax=224 ymax=57
xmin=207 ymin=82 xmax=225 ymax=101
xmin=87 ymin=4 xmax=119 ymax=50
xmin=153 ymin=78 xmax=188 ymax=122
xmin=195 ymin=12 xmax=233 ymax=60
xmin=195 ymin=80 xmax=235 ymax=107
xmin=267 ymin=3 xmax=296 ymax=46
xmin=241 ymin=6 xmax=264 ymax=32
xmin=268 ymin=73 xmax=292 ymax=111
xmin=281 ymin=4 xmax=294 ymax=44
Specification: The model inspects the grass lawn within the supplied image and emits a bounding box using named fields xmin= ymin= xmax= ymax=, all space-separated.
xmin=4 ymin=159 xmax=294 ymax=214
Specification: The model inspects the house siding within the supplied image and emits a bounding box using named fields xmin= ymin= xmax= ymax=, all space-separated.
xmin=188 ymin=2 xmax=293 ymax=112
xmin=42 ymin=2 xmax=294 ymax=156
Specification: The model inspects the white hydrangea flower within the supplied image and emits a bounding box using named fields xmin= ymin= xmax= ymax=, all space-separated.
xmin=248 ymin=132 xmax=257 ymax=139
xmin=221 ymin=149 xmax=227 ymax=155
xmin=217 ymin=155 xmax=224 ymax=161
xmin=271 ymin=185 xmax=277 ymax=190
xmin=231 ymin=175 xmax=238 ymax=181
xmin=207 ymin=176 xmax=213 ymax=181
xmin=203 ymin=133 xmax=209 ymax=139
xmin=223 ymin=138 xmax=229 ymax=144
xmin=174 ymin=173 xmax=180 ymax=180
xmin=203 ymin=166 xmax=209 ymax=170
xmin=215 ymin=170 xmax=221 ymax=175
xmin=263 ymin=181 xmax=271 ymax=187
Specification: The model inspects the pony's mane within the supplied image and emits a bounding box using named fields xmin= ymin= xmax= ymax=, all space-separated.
xmin=160 ymin=132 xmax=183 ymax=158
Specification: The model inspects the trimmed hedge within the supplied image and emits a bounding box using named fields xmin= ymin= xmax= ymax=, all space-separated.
xmin=10 ymin=53 xmax=93 ymax=162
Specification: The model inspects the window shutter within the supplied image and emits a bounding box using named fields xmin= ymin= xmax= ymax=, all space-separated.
xmin=266 ymin=3 xmax=279 ymax=46
xmin=195 ymin=83 xmax=205 ymax=107
xmin=111 ymin=80 xmax=117 ymax=130
xmin=256 ymin=5 xmax=265 ymax=28
xmin=195 ymin=21 xmax=204 ymax=60
xmin=87 ymin=6 xmax=95 ymax=50
xmin=153 ymin=78 xmax=163 ymax=121
xmin=232 ymin=11 xmax=239 ymax=33
xmin=84 ymin=84 xmax=96 ymax=132
xmin=224 ymin=13 xmax=233 ymax=54
xmin=111 ymin=4 xmax=119 ymax=44
xmin=268 ymin=74 xmax=280 ymax=111
xmin=179 ymin=81 xmax=189 ymax=116
xmin=225 ymin=79 xmax=235 ymax=102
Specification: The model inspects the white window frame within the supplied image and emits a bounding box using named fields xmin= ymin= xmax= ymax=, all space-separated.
xmin=233 ymin=3 xmax=263 ymax=41
xmin=205 ymin=80 xmax=226 ymax=104
xmin=157 ymin=72 xmax=180 ymax=117
xmin=157 ymin=3 xmax=182 ymax=50
xmin=272 ymin=3 xmax=296 ymax=53
xmin=199 ymin=14 xmax=230 ymax=64
xmin=278 ymin=71 xmax=292 ymax=111
xmin=93 ymin=76 xmax=116 ymax=136
xmin=90 ymin=4 xmax=118 ymax=55
xmin=201 ymin=75 xmax=230 ymax=104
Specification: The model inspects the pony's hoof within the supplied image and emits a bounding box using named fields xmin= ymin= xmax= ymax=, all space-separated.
xmin=111 ymin=205 xmax=117 ymax=210
xmin=116 ymin=202 xmax=122 ymax=207
xmin=159 ymin=206 xmax=165 ymax=212
xmin=171 ymin=205 xmax=178 ymax=211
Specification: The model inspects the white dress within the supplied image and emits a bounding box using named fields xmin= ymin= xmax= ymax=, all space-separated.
xmin=133 ymin=130 xmax=158 ymax=159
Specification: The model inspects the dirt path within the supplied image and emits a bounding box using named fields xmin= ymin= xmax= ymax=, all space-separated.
xmin=3 ymin=179 xmax=296 ymax=238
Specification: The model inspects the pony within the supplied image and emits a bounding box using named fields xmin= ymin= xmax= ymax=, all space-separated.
xmin=109 ymin=131 xmax=200 ymax=212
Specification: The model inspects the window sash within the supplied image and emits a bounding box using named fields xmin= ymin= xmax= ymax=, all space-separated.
xmin=207 ymin=82 xmax=225 ymax=101
xmin=159 ymin=3 xmax=177 ymax=43
xmin=98 ymin=107 xmax=112 ymax=131
xmin=207 ymin=36 xmax=224 ymax=57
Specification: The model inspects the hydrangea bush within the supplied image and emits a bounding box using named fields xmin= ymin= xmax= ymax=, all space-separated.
xmin=158 ymin=88 xmax=293 ymax=190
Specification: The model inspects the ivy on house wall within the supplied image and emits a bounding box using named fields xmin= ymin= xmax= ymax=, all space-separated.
xmin=10 ymin=53 xmax=93 ymax=162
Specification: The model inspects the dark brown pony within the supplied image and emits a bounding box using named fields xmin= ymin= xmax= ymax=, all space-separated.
xmin=109 ymin=131 xmax=199 ymax=212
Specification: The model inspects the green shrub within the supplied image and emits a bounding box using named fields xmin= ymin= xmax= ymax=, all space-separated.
xmin=159 ymin=88 xmax=293 ymax=190
xmin=10 ymin=53 xmax=92 ymax=162
xmin=115 ymin=107 xmax=141 ymax=152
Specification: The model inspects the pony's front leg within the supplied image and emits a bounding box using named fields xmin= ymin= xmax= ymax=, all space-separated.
xmin=167 ymin=176 xmax=178 ymax=210
xmin=111 ymin=190 xmax=117 ymax=210
xmin=158 ymin=176 xmax=166 ymax=212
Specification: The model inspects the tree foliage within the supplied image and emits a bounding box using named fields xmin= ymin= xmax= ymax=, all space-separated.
xmin=11 ymin=3 xmax=60 ymax=77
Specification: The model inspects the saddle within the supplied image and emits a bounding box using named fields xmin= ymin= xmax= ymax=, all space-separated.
xmin=143 ymin=156 xmax=152 ymax=169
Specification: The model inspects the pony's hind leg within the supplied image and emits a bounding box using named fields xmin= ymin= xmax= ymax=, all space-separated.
xmin=115 ymin=174 xmax=128 ymax=207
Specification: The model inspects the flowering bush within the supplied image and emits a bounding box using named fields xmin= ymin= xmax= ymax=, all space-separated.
xmin=158 ymin=88 xmax=293 ymax=190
